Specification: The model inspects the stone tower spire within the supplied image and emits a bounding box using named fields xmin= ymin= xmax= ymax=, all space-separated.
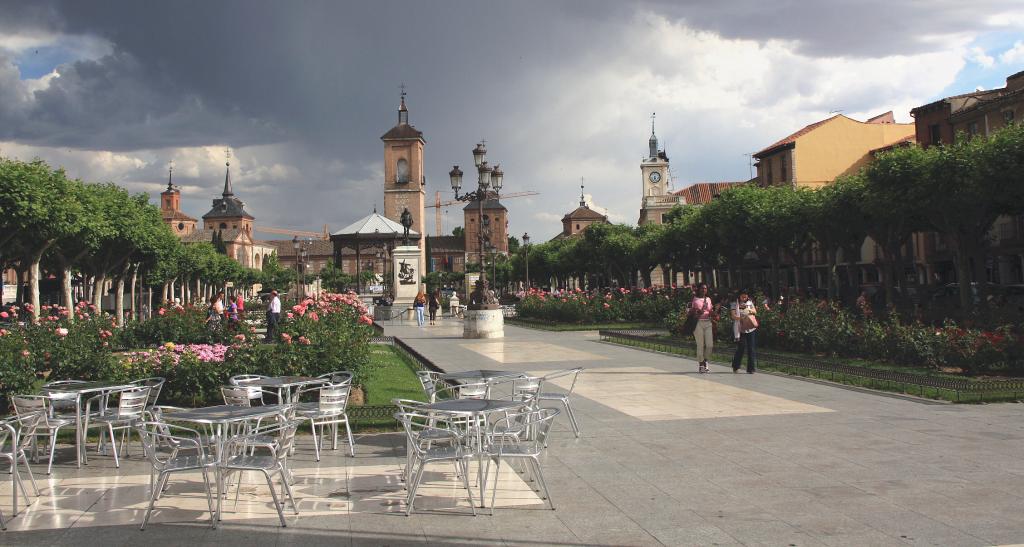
xmin=648 ymin=112 xmax=658 ymax=159
xmin=222 ymin=148 xmax=233 ymax=197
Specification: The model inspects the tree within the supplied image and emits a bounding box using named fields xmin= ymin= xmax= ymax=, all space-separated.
xmin=0 ymin=159 xmax=82 ymax=320
xmin=862 ymin=145 xmax=930 ymax=306
xmin=319 ymin=262 xmax=353 ymax=292
xmin=921 ymin=124 xmax=1024 ymax=311
xmin=451 ymin=226 xmax=465 ymax=238
xmin=260 ymin=252 xmax=296 ymax=293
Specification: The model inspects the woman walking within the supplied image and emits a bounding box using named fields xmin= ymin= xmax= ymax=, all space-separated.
xmin=689 ymin=283 xmax=715 ymax=373
xmin=206 ymin=294 xmax=223 ymax=332
xmin=428 ymin=290 xmax=440 ymax=325
xmin=413 ymin=291 xmax=427 ymax=327
xmin=731 ymin=290 xmax=758 ymax=373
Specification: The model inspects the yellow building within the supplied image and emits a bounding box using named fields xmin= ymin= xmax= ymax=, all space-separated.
xmin=754 ymin=112 xmax=915 ymax=189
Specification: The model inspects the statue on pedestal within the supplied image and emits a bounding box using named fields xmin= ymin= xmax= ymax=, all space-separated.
xmin=400 ymin=207 xmax=413 ymax=246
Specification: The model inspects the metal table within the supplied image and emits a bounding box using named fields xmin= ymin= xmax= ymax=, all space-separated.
xmin=421 ymin=398 xmax=530 ymax=505
xmin=162 ymin=404 xmax=289 ymax=526
xmin=248 ymin=376 xmax=325 ymax=404
xmin=42 ymin=380 xmax=136 ymax=467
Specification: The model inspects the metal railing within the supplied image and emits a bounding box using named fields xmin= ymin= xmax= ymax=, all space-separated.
xmin=599 ymin=329 xmax=1024 ymax=402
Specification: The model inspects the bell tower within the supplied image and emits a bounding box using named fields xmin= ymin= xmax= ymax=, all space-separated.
xmin=641 ymin=112 xmax=669 ymax=199
xmin=381 ymin=86 xmax=426 ymax=245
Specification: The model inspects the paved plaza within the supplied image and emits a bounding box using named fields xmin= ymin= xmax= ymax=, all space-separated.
xmin=4 ymin=319 xmax=1024 ymax=546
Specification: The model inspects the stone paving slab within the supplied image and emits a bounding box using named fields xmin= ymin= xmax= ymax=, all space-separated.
xmin=4 ymin=318 xmax=1024 ymax=546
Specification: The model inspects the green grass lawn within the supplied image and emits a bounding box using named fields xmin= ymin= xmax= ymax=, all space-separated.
xmin=353 ymin=344 xmax=426 ymax=430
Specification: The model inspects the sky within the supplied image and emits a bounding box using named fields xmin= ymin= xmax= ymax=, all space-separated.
xmin=2 ymin=0 xmax=1024 ymax=242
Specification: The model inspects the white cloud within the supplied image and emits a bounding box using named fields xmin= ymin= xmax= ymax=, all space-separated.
xmin=968 ymin=46 xmax=996 ymax=67
xmin=999 ymin=40 xmax=1024 ymax=64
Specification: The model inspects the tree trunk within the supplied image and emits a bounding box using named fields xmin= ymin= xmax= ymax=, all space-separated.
xmin=29 ymin=249 xmax=46 ymax=322
xmin=93 ymin=274 xmax=107 ymax=309
xmin=770 ymin=253 xmax=781 ymax=301
xmin=952 ymin=237 xmax=974 ymax=312
xmin=115 ymin=262 xmax=129 ymax=326
xmin=62 ymin=266 xmax=74 ymax=320
xmin=826 ymin=248 xmax=839 ymax=301
xmin=129 ymin=264 xmax=138 ymax=322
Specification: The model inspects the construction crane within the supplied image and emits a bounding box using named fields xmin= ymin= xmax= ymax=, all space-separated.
xmin=255 ymin=224 xmax=331 ymax=240
xmin=427 ymin=190 xmax=539 ymax=236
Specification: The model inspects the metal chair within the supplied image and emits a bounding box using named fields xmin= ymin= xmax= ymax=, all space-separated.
xmin=317 ymin=371 xmax=353 ymax=386
xmin=434 ymin=381 xmax=489 ymax=400
xmin=221 ymin=420 xmax=301 ymax=527
xmin=539 ymin=368 xmax=584 ymax=438
xmin=10 ymin=395 xmax=75 ymax=475
xmin=135 ymin=421 xmax=217 ymax=530
xmin=483 ymin=407 xmax=560 ymax=514
xmin=40 ymin=380 xmax=86 ymax=415
xmin=395 ymin=411 xmax=477 ymax=517
xmin=229 ymin=374 xmax=273 ymax=405
xmin=82 ymin=386 xmax=150 ymax=467
xmin=510 ymin=376 xmax=545 ymax=407
xmin=296 ymin=384 xmax=354 ymax=460
xmin=132 ymin=377 xmax=166 ymax=410
xmin=415 ymin=371 xmax=445 ymax=402
xmin=392 ymin=399 xmax=464 ymax=485
xmin=0 ymin=412 xmax=42 ymax=530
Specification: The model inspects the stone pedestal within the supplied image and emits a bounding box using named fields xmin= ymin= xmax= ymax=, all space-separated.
xmin=463 ymin=308 xmax=504 ymax=339
xmin=392 ymin=245 xmax=422 ymax=307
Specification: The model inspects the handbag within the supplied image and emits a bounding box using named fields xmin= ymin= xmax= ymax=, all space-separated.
xmin=680 ymin=313 xmax=697 ymax=336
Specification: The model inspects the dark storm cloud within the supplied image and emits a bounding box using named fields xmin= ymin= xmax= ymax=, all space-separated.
xmin=647 ymin=0 xmax=1021 ymax=57
xmin=1 ymin=0 xmax=1020 ymax=238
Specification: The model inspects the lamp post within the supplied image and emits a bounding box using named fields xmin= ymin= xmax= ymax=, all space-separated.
xmin=300 ymin=239 xmax=309 ymax=299
xmin=449 ymin=142 xmax=504 ymax=310
xmin=291 ymin=236 xmax=302 ymax=300
xmin=522 ymin=232 xmax=530 ymax=290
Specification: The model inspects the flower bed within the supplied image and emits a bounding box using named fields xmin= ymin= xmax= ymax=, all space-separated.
xmin=516 ymin=287 xmax=692 ymax=324
xmin=0 ymin=293 xmax=376 ymax=407
xmin=665 ymin=300 xmax=1023 ymax=375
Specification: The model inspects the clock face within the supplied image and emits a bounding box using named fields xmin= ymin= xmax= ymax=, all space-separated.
xmin=649 ymin=171 xmax=662 ymax=184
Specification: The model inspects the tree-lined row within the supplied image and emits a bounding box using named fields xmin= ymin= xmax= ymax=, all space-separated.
xmin=516 ymin=122 xmax=1024 ymax=313
xmin=0 ymin=158 xmax=293 ymax=322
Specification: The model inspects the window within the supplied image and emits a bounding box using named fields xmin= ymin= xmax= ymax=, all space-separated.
xmin=219 ymin=222 xmax=227 ymax=230
xmin=576 ymin=224 xmax=580 ymax=230
xmin=780 ymin=154 xmax=788 ymax=183
xmin=968 ymin=121 xmax=979 ymax=137
xmin=177 ymin=222 xmax=185 ymax=231
xmin=766 ymin=159 xmax=774 ymax=185
xmin=232 ymin=224 xmax=237 ymax=229
xmin=929 ymin=124 xmax=941 ymax=145
xmin=1004 ymin=110 xmax=1015 ymax=124
xmin=396 ymin=158 xmax=410 ymax=183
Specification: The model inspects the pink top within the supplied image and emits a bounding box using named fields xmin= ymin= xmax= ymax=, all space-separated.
xmin=691 ymin=297 xmax=713 ymax=320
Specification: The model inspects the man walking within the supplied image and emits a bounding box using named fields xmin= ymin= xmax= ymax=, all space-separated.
xmin=266 ymin=289 xmax=281 ymax=342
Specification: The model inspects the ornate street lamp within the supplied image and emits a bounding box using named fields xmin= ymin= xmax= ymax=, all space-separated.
xmin=522 ymin=232 xmax=530 ymax=290
xmin=291 ymin=236 xmax=302 ymax=300
xmin=449 ymin=143 xmax=507 ymax=311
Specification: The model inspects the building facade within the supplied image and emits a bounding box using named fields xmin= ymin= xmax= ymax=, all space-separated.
xmin=555 ymin=184 xmax=608 ymax=240
xmin=754 ymin=112 xmax=915 ymax=189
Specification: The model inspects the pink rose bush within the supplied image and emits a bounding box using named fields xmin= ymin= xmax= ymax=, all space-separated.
xmin=517 ymin=286 xmax=692 ymax=324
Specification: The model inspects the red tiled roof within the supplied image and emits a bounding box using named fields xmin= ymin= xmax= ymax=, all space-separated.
xmin=754 ymin=115 xmax=842 ymax=158
xmin=562 ymin=205 xmax=607 ymax=221
xmin=869 ymin=135 xmax=916 ymax=155
xmin=674 ymin=181 xmax=746 ymax=205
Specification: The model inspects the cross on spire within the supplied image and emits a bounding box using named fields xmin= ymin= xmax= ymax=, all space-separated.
xmin=580 ymin=177 xmax=586 ymax=207
xmin=167 ymin=159 xmax=174 ymax=191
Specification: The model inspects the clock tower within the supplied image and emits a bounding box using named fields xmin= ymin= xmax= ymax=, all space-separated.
xmin=638 ymin=114 xmax=682 ymax=225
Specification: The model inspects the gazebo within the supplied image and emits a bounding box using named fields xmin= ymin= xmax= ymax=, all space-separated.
xmin=329 ymin=211 xmax=420 ymax=295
